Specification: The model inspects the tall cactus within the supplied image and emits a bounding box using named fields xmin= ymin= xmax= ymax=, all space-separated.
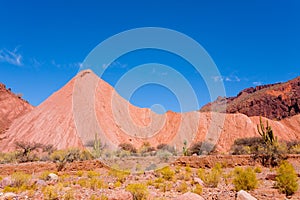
xmin=257 ymin=116 xmax=277 ymax=146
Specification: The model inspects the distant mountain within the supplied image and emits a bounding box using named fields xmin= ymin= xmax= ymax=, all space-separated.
xmin=0 ymin=83 xmax=33 ymax=138
xmin=0 ymin=71 xmax=299 ymax=152
xmin=201 ymin=76 xmax=300 ymax=120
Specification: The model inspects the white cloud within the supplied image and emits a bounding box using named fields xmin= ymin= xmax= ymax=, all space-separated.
xmin=0 ymin=47 xmax=23 ymax=66
xmin=51 ymin=60 xmax=82 ymax=68
xmin=253 ymin=81 xmax=263 ymax=86
xmin=212 ymin=75 xmax=241 ymax=82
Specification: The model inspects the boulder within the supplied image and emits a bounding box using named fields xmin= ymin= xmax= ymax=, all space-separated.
xmin=237 ymin=190 xmax=257 ymax=200
xmin=174 ymin=192 xmax=205 ymax=200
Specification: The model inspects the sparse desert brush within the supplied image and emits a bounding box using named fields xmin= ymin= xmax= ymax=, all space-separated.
xmin=0 ymin=151 xmax=18 ymax=164
xmin=156 ymin=149 xmax=172 ymax=162
xmin=11 ymin=171 xmax=31 ymax=188
xmin=87 ymin=170 xmax=100 ymax=178
xmin=254 ymin=166 xmax=262 ymax=173
xmin=176 ymin=182 xmax=188 ymax=193
xmin=233 ymin=167 xmax=258 ymax=191
xmin=39 ymin=170 xmax=54 ymax=181
xmin=79 ymin=149 xmax=94 ymax=161
xmin=77 ymin=178 xmax=89 ymax=188
xmin=188 ymin=141 xmax=216 ymax=155
xmin=126 ymin=183 xmax=149 ymax=200
xmin=197 ymin=164 xmax=222 ymax=188
xmin=156 ymin=143 xmax=176 ymax=155
xmin=275 ymin=161 xmax=298 ymax=196
xmin=158 ymin=182 xmax=172 ymax=193
xmin=108 ymin=168 xmax=129 ymax=183
xmin=114 ymin=180 xmax=122 ymax=188
xmin=157 ymin=166 xmax=175 ymax=181
xmin=90 ymin=177 xmax=106 ymax=190
xmin=42 ymin=185 xmax=59 ymax=200
xmin=76 ymin=170 xmax=84 ymax=177
xmin=63 ymin=189 xmax=75 ymax=200
xmin=118 ymin=142 xmax=137 ymax=153
xmin=185 ymin=165 xmax=192 ymax=173
xmin=192 ymin=183 xmax=203 ymax=195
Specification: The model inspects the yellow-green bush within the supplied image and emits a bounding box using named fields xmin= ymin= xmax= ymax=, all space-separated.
xmin=126 ymin=183 xmax=149 ymax=200
xmin=157 ymin=166 xmax=175 ymax=181
xmin=39 ymin=170 xmax=53 ymax=181
xmin=275 ymin=161 xmax=298 ymax=196
xmin=108 ymin=169 xmax=129 ymax=183
xmin=76 ymin=170 xmax=84 ymax=177
xmin=254 ymin=166 xmax=262 ymax=173
xmin=11 ymin=171 xmax=31 ymax=188
xmin=197 ymin=164 xmax=222 ymax=188
xmin=90 ymin=177 xmax=105 ymax=190
xmin=233 ymin=167 xmax=258 ymax=191
xmin=87 ymin=170 xmax=100 ymax=178
xmin=192 ymin=183 xmax=203 ymax=195
xmin=42 ymin=185 xmax=59 ymax=200
xmin=176 ymin=182 xmax=188 ymax=193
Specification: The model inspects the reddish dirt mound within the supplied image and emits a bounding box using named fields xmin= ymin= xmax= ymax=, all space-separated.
xmin=0 ymin=83 xmax=33 ymax=138
xmin=0 ymin=71 xmax=299 ymax=153
xmin=201 ymin=76 xmax=300 ymax=120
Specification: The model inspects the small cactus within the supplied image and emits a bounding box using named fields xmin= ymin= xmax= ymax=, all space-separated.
xmin=257 ymin=117 xmax=277 ymax=146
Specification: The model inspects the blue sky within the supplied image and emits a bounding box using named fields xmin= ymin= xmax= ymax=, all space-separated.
xmin=0 ymin=0 xmax=299 ymax=113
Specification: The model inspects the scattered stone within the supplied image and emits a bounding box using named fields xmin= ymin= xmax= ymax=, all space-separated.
xmin=265 ymin=174 xmax=276 ymax=180
xmin=108 ymin=190 xmax=133 ymax=200
xmin=174 ymin=192 xmax=205 ymax=200
xmin=0 ymin=177 xmax=12 ymax=188
xmin=47 ymin=173 xmax=58 ymax=181
xmin=0 ymin=192 xmax=17 ymax=200
xmin=194 ymin=177 xmax=204 ymax=186
xmin=237 ymin=190 xmax=257 ymax=200
xmin=36 ymin=179 xmax=47 ymax=187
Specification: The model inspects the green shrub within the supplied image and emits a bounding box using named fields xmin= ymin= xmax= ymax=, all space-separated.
xmin=176 ymin=182 xmax=188 ymax=193
xmin=126 ymin=183 xmax=149 ymax=200
xmin=233 ymin=167 xmax=258 ymax=191
xmin=197 ymin=163 xmax=222 ymax=188
xmin=87 ymin=170 xmax=100 ymax=178
xmin=192 ymin=183 xmax=203 ymax=195
xmin=118 ymin=143 xmax=137 ymax=153
xmin=156 ymin=150 xmax=172 ymax=162
xmin=43 ymin=185 xmax=59 ymax=200
xmin=275 ymin=161 xmax=298 ymax=196
xmin=108 ymin=169 xmax=129 ymax=183
xmin=11 ymin=172 xmax=31 ymax=188
xmin=254 ymin=166 xmax=262 ymax=173
xmin=188 ymin=141 xmax=216 ymax=155
xmin=156 ymin=144 xmax=176 ymax=155
xmin=158 ymin=166 xmax=175 ymax=181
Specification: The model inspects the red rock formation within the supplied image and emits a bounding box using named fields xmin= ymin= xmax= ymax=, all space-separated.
xmin=201 ymin=77 xmax=300 ymax=120
xmin=0 ymin=71 xmax=299 ymax=152
xmin=0 ymin=83 xmax=33 ymax=138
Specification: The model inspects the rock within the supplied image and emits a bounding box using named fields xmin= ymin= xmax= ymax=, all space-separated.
xmin=201 ymin=76 xmax=300 ymax=120
xmin=108 ymin=190 xmax=133 ymax=200
xmin=47 ymin=173 xmax=58 ymax=181
xmin=174 ymin=192 xmax=205 ymax=200
xmin=193 ymin=177 xmax=204 ymax=186
xmin=0 ymin=192 xmax=17 ymax=199
xmin=0 ymin=177 xmax=12 ymax=188
xmin=237 ymin=190 xmax=257 ymax=200
xmin=36 ymin=179 xmax=47 ymax=186
xmin=1 ymin=70 xmax=299 ymax=153
xmin=265 ymin=174 xmax=276 ymax=180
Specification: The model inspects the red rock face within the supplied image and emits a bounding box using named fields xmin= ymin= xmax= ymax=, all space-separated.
xmin=0 ymin=71 xmax=299 ymax=152
xmin=201 ymin=77 xmax=300 ymax=120
xmin=0 ymin=83 xmax=33 ymax=139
